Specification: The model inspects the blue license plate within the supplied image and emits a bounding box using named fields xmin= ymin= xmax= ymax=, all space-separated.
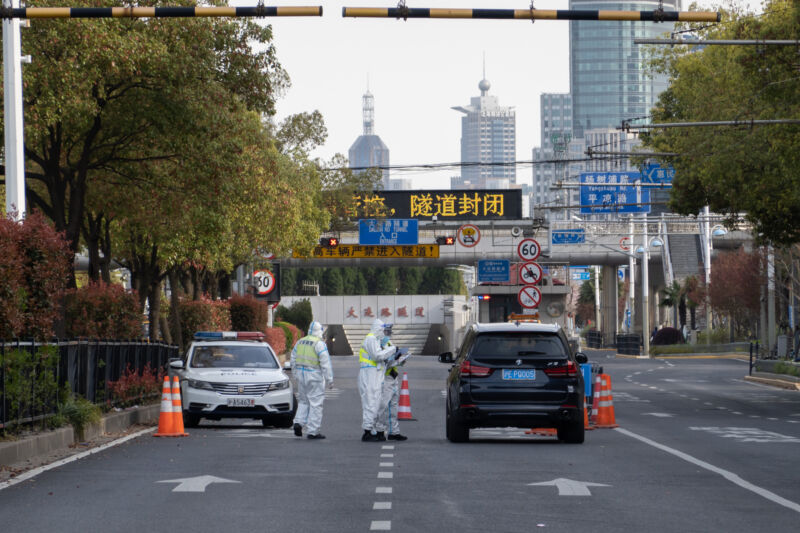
xmin=502 ymin=369 xmax=536 ymax=380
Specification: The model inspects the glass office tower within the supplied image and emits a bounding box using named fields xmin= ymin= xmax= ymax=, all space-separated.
xmin=569 ymin=0 xmax=680 ymax=137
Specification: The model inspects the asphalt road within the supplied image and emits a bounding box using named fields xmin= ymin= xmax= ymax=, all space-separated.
xmin=1 ymin=351 xmax=799 ymax=532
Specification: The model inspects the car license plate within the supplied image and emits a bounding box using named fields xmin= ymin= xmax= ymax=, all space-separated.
xmin=502 ymin=369 xmax=536 ymax=380
xmin=227 ymin=398 xmax=256 ymax=407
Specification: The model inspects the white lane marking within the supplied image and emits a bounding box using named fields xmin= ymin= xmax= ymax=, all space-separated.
xmin=157 ymin=475 xmax=240 ymax=492
xmin=0 ymin=427 xmax=156 ymax=491
xmin=732 ymin=412 xmax=743 ymax=415
xmin=689 ymin=427 xmax=800 ymax=443
xmin=381 ymin=453 xmax=394 ymax=458
xmin=370 ymin=520 xmax=391 ymax=530
xmin=528 ymin=478 xmax=610 ymax=496
xmin=616 ymin=427 xmax=800 ymax=513
xmin=642 ymin=413 xmax=674 ymax=418
xmin=382 ymin=445 xmax=395 ymax=450
xmin=378 ymin=472 xmax=394 ymax=479
xmin=376 ymin=487 xmax=393 ymax=494
xmin=373 ymin=501 xmax=392 ymax=510
xmin=380 ymin=462 xmax=394 ymax=467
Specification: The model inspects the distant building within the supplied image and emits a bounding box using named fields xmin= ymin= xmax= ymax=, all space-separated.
xmin=569 ymin=0 xmax=678 ymax=137
xmin=532 ymin=93 xmax=573 ymax=220
xmin=452 ymin=74 xmax=516 ymax=190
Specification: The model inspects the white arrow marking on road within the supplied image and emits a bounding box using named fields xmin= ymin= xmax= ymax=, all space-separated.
xmin=527 ymin=478 xmax=610 ymax=496
xmin=643 ymin=412 xmax=674 ymax=418
xmin=157 ymin=475 xmax=241 ymax=492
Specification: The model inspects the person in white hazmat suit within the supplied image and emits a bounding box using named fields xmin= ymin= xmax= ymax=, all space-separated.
xmin=375 ymin=326 xmax=408 ymax=441
xmin=358 ymin=318 xmax=398 ymax=441
xmin=290 ymin=321 xmax=333 ymax=440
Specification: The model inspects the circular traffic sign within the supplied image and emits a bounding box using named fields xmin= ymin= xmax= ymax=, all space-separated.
xmin=457 ymin=224 xmax=480 ymax=247
xmin=518 ymin=286 xmax=542 ymax=309
xmin=619 ymin=236 xmax=630 ymax=251
xmin=518 ymin=261 xmax=543 ymax=285
xmin=253 ymin=270 xmax=275 ymax=295
xmin=517 ymin=238 xmax=541 ymax=261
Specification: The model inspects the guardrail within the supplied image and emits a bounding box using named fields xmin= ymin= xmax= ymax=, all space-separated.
xmin=1 ymin=339 xmax=178 ymax=430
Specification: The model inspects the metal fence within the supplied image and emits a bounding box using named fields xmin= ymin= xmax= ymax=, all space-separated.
xmin=1 ymin=339 xmax=179 ymax=429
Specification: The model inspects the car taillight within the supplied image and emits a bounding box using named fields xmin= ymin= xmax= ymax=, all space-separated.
xmin=461 ymin=360 xmax=492 ymax=377
xmin=543 ymin=360 xmax=578 ymax=377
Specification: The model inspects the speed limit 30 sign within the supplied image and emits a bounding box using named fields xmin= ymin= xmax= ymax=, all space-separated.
xmin=517 ymin=238 xmax=541 ymax=262
xmin=518 ymin=286 xmax=542 ymax=309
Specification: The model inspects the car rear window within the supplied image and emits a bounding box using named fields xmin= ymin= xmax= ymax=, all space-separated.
xmin=470 ymin=333 xmax=567 ymax=360
xmin=190 ymin=345 xmax=278 ymax=369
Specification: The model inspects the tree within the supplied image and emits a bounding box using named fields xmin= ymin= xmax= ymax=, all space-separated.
xmin=375 ymin=267 xmax=399 ymax=295
xmin=659 ymin=280 xmax=683 ymax=329
xmin=322 ymin=268 xmax=344 ymax=296
xmin=709 ymin=247 xmax=762 ymax=338
xmin=642 ymin=1 xmax=800 ymax=245
xmin=399 ymin=268 xmax=422 ymax=295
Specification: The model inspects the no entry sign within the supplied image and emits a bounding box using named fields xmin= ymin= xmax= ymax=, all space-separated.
xmin=518 ymin=286 xmax=541 ymax=309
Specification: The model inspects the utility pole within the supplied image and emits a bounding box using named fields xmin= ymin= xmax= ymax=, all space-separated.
xmin=3 ymin=0 xmax=26 ymax=220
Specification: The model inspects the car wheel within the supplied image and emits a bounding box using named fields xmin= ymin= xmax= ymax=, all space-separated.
xmin=446 ymin=409 xmax=469 ymax=443
xmin=557 ymin=418 xmax=585 ymax=444
xmin=183 ymin=412 xmax=200 ymax=428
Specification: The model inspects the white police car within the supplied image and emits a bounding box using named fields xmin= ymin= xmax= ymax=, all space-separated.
xmin=169 ymin=331 xmax=296 ymax=428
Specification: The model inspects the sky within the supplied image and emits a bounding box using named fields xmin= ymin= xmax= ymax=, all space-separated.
xmin=233 ymin=0 xmax=761 ymax=189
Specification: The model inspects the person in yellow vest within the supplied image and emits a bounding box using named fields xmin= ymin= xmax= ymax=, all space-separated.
xmin=359 ymin=318 xmax=397 ymax=441
xmin=375 ymin=325 xmax=408 ymax=441
xmin=290 ymin=321 xmax=333 ymax=440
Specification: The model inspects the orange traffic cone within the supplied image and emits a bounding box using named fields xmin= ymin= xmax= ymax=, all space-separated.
xmin=591 ymin=375 xmax=602 ymax=425
xmin=398 ymin=372 xmax=414 ymax=420
xmin=153 ymin=376 xmax=175 ymax=437
xmin=171 ymin=376 xmax=188 ymax=437
xmin=584 ymin=405 xmax=594 ymax=430
xmin=593 ymin=373 xmax=619 ymax=428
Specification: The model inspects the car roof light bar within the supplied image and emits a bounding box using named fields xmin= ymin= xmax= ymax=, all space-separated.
xmin=193 ymin=331 xmax=265 ymax=341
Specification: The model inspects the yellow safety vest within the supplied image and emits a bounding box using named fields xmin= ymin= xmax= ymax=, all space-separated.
xmin=294 ymin=335 xmax=321 ymax=367
xmin=359 ymin=333 xmax=377 ymax=367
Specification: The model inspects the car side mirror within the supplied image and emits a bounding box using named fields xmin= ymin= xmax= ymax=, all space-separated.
xmin=438 ymin=352 xmax=454 ymax=364
xmin=575 ymin=352 xmax=588 ymax=364
xmin=169 ymin=359 xmax=184 ymax=370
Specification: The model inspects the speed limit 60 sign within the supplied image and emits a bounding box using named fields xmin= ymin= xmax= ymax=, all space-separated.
xmin=517 ymin=238 xmax=541 ymax=261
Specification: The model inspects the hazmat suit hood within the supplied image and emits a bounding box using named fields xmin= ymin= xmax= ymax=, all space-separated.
xmin=309 ymin=321 xmax=324 ymax=338
xmin=370 ymin=318 xmax=386 ymax=336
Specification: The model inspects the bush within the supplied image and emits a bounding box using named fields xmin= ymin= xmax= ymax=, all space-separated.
xmin=275 ymin=321 xmax=303 ymax=353
xmin=652 ymin=327 xmax=684 ymax=345
xmin=263 ymin=326 xmax=286 ymax=356
xmin=0 ymin=212 xmax=72 ymax=340
xmin=64 ymin=282 xmax=142 ymax=339
xmin=275 ymin=299 xmax=313 ymax=333
xmin=106 ymin=363 xmax=163 ymax=409
xmin=59 ymin=395 xmax=102 ymax=441
xmin=1 ymin=346 xmax=60 ymax=433
xmin=229 ymin=294 xmax=269 ymax=331
xmin=179 ymin=297 xmax=231 ymax=337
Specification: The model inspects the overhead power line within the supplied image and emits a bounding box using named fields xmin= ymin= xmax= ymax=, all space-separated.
xmin=635 ymin=38 xmax=800 ymax=45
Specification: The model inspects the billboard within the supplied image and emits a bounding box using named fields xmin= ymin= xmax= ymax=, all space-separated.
xmin=350 ymin=189 xmax=523 ymax=220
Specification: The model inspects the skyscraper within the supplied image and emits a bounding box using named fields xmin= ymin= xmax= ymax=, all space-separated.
xmin=569 ymin=0 xmax=679 ymax=137
xmin=452 ymin=73 xmax=516 ymax=190
xmin=349 ymin=89 xmax=391 ymax=189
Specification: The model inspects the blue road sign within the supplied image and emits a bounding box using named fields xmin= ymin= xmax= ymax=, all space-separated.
xmin=642 ymin=164 xmax=675 ymax=184
xmin=580 ymin=172 xmax=651 ymax=214
xmin=478 ymin=259 xmax=510 ymax=283
xmin=359 ymin=219 xmax=418 ymax=245
xmin=571 ymin=272 xmax=591 ymax=281
xmin=552 ymin=229 xmax=585 ymax=245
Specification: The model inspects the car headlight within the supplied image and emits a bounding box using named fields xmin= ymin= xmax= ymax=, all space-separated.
xmin=187 ymin=379 xmax=214 ymax=391
xmin=271 ymin=379 xmax=290 ymax=390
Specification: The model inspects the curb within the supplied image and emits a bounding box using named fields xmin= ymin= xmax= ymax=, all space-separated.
xmin=744 ymin=373 xmax=800 ymax=391
xmin=0 ymin=404 xmax=159 ymax=468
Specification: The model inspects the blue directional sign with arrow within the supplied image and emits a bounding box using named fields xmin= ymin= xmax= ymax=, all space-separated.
xmin=642 ymin=164 xmax=675 ymax=185
xmin=551 ymin=229 xmax=585 ymax=245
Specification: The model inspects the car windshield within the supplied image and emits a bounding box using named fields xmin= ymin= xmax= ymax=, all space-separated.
xmin=190 ymin=345 xmax=278 ymax=369
xmin=471 ymin=333 xmax=566 ymax=359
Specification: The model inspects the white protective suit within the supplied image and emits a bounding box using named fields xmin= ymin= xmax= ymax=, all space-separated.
xmin=375 ymin=345 xmax=401 ymax=436
xmin=290 ymin=321 xmax=333 ymax=436
xmin=358 ymin=319 xmax=397 ymax=432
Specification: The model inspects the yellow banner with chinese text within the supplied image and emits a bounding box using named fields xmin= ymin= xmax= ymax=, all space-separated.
xmin=293 ymin=244 xmax=440 ymax=259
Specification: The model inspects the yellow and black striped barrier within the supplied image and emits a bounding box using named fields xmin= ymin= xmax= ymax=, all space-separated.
xmin=0 ymin=6 xmax=322 ymax=19
xmin=342 ymin=7 xmax=720 ymax=23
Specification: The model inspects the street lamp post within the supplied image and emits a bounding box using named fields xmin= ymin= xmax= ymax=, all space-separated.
xmin=637 ymin=228 xmax=663 ymax=358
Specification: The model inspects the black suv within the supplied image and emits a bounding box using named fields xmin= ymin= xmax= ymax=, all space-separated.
xmin=439 ymin=322 xmax=588 ymax=443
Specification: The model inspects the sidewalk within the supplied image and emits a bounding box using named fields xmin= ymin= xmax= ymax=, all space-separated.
xmin=1 ymin=404 xmax=159 ymax=485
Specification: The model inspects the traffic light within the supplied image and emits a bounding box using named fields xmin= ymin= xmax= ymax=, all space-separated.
xmin=436 ymin=236 xmax=455 ymax=245
xmin=320 ymin=237 xmax=339 ymax=248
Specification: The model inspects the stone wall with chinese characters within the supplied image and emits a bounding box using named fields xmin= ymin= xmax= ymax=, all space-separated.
xmin=280 ymin=295 xmax=462 ymax=325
